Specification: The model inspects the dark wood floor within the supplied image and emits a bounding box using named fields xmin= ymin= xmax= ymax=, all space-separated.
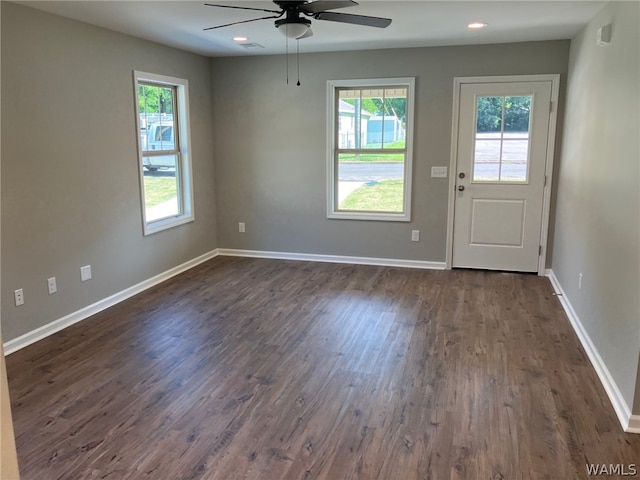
xmin=6 ymin=257 xmax=640 ymax=479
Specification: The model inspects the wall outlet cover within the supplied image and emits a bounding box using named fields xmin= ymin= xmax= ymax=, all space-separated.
xmin=14 ymin=289 xmax=24 ymax=307
xmin=81 ymin=265 xmax=92 ymax=282
xmin=47 ymin=277 xmax=57 ymax=295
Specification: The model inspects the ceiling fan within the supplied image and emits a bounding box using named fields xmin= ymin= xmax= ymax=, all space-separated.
xmin=204 ymin=1 xmax=392 ymax=40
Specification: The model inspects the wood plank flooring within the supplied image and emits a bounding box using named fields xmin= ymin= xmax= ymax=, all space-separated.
xmin=6 ymin=257 xmax=640 ymax=479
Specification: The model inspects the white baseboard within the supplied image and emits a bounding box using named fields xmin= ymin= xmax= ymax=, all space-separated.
xmin=628 ymin=415 xmax=640 ymax=434
xmin=4 ymin=249 xmax=219 ymax=355
xmin=546 ymin=269 xmax=637 ymax=434
xmin=217 ymin=248 xmax=447 ymax=270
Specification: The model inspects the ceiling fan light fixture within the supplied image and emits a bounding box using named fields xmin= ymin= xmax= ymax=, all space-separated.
xmin=232 ymin=35 xmax=249 ymax=42
xmin=275 ymin=19 xmax=311 ymax=39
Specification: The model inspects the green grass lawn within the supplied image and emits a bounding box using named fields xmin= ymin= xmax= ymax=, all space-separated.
xmin=378 ymin=140 xmax=406 ymax=149
xmin=144 ymin=175 xmax=178 ymax=207
xmin=340 ymin=179 xmax=404 ymax=212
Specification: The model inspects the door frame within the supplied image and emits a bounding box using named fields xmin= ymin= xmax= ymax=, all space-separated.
xmin=445 ymin=74 xmax=561 ymax=275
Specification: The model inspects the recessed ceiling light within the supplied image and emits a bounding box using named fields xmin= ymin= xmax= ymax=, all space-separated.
xmin=233 ymin=35 xmax=249 ymax=42
xmin=468 ymin=22 xmax=488 ymax=29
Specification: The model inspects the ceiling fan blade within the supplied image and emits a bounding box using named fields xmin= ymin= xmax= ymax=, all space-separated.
xmin=204 ymin=3 xmax=281 ymax=14
xmin=300 ymin=0 xmax=358 ymax=14
xmin=314 ymin=11 xmax=391 ymax=28
xmin=203 ymin=15 xmax=281 ymax=31
xmin=298 ymin=27 xmax=314 ymax=39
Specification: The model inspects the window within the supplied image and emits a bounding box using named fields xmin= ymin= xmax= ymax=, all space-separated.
xmin=473 ymin=95 xmax=532 ymax=182
xmin=134 ymin=71 xmax=194 ymax=235
xmin=327 ymin=78 xmax=415 ymax=221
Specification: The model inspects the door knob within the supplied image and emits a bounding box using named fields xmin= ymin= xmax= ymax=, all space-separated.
xmin=457 ymin=185 xmax=465 ymax=191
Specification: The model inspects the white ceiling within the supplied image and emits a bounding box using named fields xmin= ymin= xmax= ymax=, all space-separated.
xmin=17 ymin=0 xmax=607 ymax=57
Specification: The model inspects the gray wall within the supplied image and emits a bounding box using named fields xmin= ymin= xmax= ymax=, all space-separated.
xmin=1 ymin=3 xmax=218 ymax=342
xmin=552 ymin=1 xmax=639 ymax=414
xmin=0 ymin=5 xmax=19 ymax=475
xmin=211 ymin=41 xmax=569 ymax=260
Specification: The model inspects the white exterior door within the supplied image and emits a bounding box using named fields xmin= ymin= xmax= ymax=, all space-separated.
xmin=451 ymin=78 xmax=556 ymax=273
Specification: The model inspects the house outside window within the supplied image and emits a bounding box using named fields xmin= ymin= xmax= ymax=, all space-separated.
xmin=327 ymin=78 xmax=415 ymax=221
xmin=134 ymin=71 xmax=194 ymax=235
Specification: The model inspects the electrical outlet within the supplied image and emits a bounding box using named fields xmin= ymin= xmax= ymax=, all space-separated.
xmin=14 ymin=289 xmax=24 ymax=307
xmin=239 ymin=222 xmax=246 ymax=233
xmin=81 ymin=265 xmax=92 ymax=282
xmin=411 ymin=230 xmax=420 ymax=242
xmin=578 ymin=273 xmax=583 ymax=291
xmin=47 ymin=277 xmax=57 ymax=295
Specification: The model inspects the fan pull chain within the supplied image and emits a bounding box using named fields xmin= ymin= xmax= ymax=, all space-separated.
xmin=285 ymin=28 xmax=289 ymax=85
xmin=296 ymin=39 xmax=301 ymax=86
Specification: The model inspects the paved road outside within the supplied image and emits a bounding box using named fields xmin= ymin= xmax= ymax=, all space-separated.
xmin=339 ymin=163 xmax=404 ymax=182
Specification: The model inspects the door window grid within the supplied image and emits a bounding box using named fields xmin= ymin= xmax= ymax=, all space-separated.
xmin=473 ymin=95 xmax=532 ymax=183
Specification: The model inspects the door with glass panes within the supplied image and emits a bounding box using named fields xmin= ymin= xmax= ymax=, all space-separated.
xmin=452 ymin=80 xmax=553 ymax=272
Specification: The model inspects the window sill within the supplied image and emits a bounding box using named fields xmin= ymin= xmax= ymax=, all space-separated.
xmin=328 ymin=211 xmax=410 ymax=222
xmin=143 ymin=214 xmax=194 ymax=236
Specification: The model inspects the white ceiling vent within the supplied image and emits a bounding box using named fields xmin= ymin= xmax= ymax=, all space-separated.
xmin=238 ymin=42 xmax=265 ymax=50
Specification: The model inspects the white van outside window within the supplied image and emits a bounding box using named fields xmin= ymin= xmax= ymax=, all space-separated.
xmin=147 ymin=123 xmax=175 ymax=151
xmin=143 ymin=122 xmax=176 ymax=170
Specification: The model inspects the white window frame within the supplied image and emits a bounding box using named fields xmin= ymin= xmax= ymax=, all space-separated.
xmin=134 ymin=71 xmax=194 ymax=235
xmin=327 ymin=77 xmax=415 ymax=222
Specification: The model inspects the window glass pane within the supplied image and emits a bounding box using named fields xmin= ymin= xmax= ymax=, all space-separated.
xmin=503 ymin=96 xmax=531 ymax=133
xmin=338 ymin=87 xmax=408 ymax=150
xmin=338 ymin=89 xmax=369 ymax=149
xmin=337 ymin=153 xmax=404 ymax=212
xmin=337 ymin=94 xmax=360 ymax=149
xmin=142 ymin=154 xmax=180 ymax=222
xmin=501 ymin=139 xmax=529 ymax=182
xmin=476 ymin=96 xmax=503 ymax=133
xmin=474 ymin=137 xmax=502 ymax=161
xmin=473 ymin=160 xmax=500 ymax=182
xmin=473 ymin=137 xmax=501 ymax=181
xmin=138 ymin=84 xmax=175 ymax=152
xmin=502 ymin=138 xmax=529 ymax=162
xmin=381 ymin=89 xmax=407 ymax=149
xmin=473 ymin=95 xmax=532 ymax=182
